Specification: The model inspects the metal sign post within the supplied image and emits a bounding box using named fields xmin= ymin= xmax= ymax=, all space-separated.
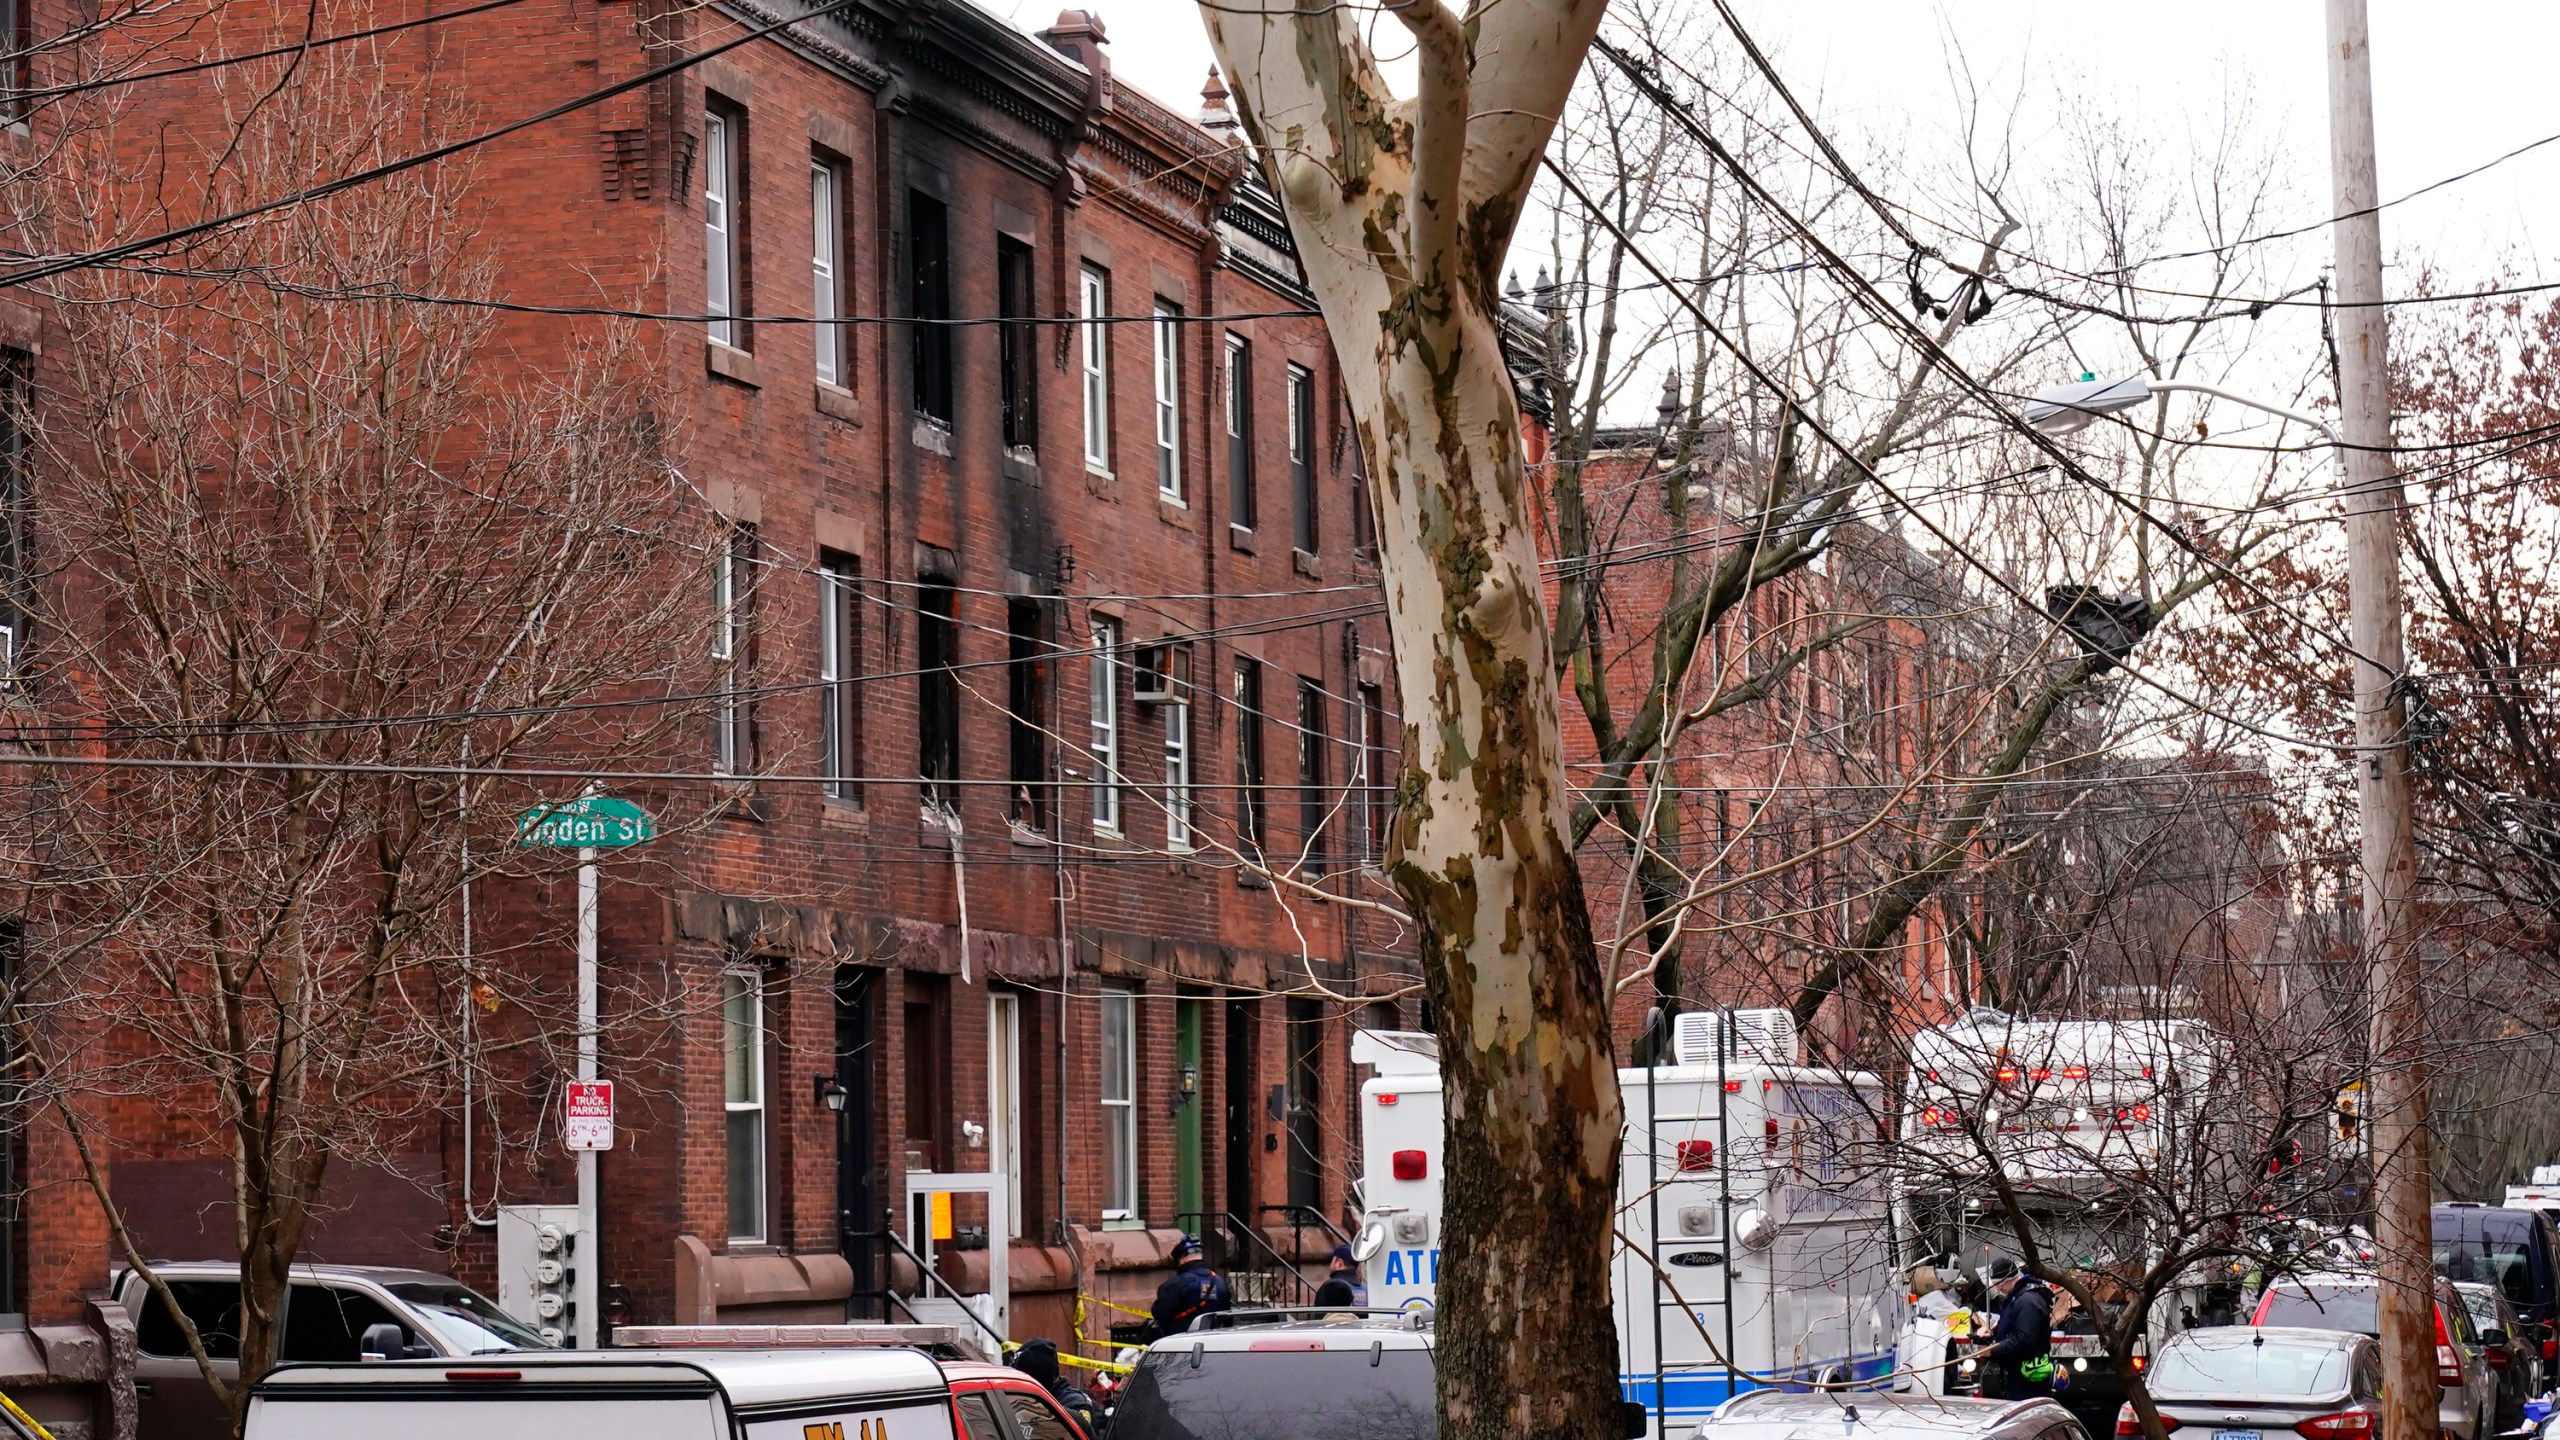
xmin=521 ymin=794 xmax=652 ymax=1348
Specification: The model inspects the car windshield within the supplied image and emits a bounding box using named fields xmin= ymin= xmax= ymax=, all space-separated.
xmin=2259 ymin=1284 xmax=2380 ymax=1337
xmin=1112 ymin=1347 xmax=1435 ymax=1440
xmin=2150 ymin=1340 xmax=2349 ymax=1398
xmin=384 ymin=1282 xmax=551 ymax=1353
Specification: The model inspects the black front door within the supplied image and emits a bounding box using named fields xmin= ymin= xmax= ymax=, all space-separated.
xmin=1223 ymin=997 xmax=1258 ymax=1227
xmin=835 ymin=966 xmax=880 ymax=1314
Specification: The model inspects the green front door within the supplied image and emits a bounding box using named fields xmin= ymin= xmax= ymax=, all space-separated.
xmin=1175 ymin=999 xmax=1204 ymax=1223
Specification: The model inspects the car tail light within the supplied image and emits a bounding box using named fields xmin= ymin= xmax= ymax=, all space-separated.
xmin=2116 ymin=1405 xmax=2180 ymax=1436
xmin=2485 ymin=1343 xmax=2511 ymax=1372
xmin=2434 ymin=1345 xmax=2463 ymax=1388
xmin=2543 ymin=1336 xmax=2556 ymax=1363
xmin=2297 ymin=1411 xmax=2374 ymax=1440
xmin=1392 ymin=1149 xmax=1427 ymax=1180
xmin=1676 ymin=1140 xmax=1715 ymax=1171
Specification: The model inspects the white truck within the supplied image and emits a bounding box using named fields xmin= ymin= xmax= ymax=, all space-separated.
xmin=1893 ymin=1011 xmax=2225 ymax=1423
xmin=245 ymin=1348 xmax=957 ymax=1440
xmin=2504 ymin=1164 xmax=2560 ymax=1213
xmin=1353 ymin=1010 xmax=1902 ymax=1439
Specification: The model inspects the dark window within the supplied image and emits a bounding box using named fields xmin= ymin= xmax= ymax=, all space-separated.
xmin=819 ymin=551 xmax=861 ymax=803
xmin=1007 ymin=599 xmax=1048 ymax=830
xmin=282 ymin=1285 xmax=408 ymax=1363
xmin=0 ymin=921 xmax=19 ymax=1317
xmin=956 ymin=1394 xmax=1009 ymax=1440
xmin=1234 ymin=658 xmax=1265 ymax=858
xmin=1225 ymin=335 xmax=1254 ymax=531
xmin=1349 ymin=421 xmax=1374 ymax=559
xmin=1288 ymin=364 xmax=1316 ymax=553
xmin=0 ymin=2 xmax=26 ymax=123
xmin=1285 ymin=998 xmax=1323 ymax=1208
xmin=1356 ymin=683 xmax=1388 ymax=864
xmin=909 ymin=191 xmax=952 ymax=424
xmin=998 ymin=238 xmax=1038 ymax=452
xmin=1003 ymin=1388 xmax=1082 ymax=1440
xmin=1109 ymin=1336 xmax=1436 ymax=1440
xmin=918 ymin=578 xmax=959 ymax=811
xmin=135 ymin=1280 xmax=244 ymax=1360
xmin=712 ymin=524 xmax=757 ymax=775
xmin=1296 ymin=679 xmax=1327 ymax=876
xmin=0 ymin=345 xmax=23 ymax=679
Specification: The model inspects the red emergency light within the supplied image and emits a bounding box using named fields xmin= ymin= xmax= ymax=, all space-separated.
xmin=1376 ymin=1093 xmax=1399 ymax=1106
xmin=1676 ymin=1140 xmax=1716 ymax=1171
xmin=1392 ymin=1149 xmax=1428 ymax=1180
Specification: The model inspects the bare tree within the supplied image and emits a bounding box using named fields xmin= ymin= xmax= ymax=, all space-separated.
xmin=0 ymin=39 xmax=718 ymax=1430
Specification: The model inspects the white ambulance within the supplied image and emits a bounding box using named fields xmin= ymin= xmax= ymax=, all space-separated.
xmin=1352 ymin=1011 xmax=1902 ymax=1439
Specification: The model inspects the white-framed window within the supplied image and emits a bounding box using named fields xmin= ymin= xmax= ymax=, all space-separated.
xmin=711 ymin=526 xmax=752 ymax=776
xmin=1153 ymin=301 xmax=1182 ymax=501
xmin=722 ymin=969 xmax=767 ymax=1244
xmin=810 ymin=158 xmax=844 ymax=386
xmin=1099 ymin=987 xmax=1138 ymax=1221
xmin=1080 ymin=264 xmax=1111 ymax=473
xmin=1164 ymin=650 xmax=1193 ymax=851
xmin=1090 ymin=618 xmax=1120 ymax=834
xmin=818 ymin=552 xmax=859 ymax=801
xmin=704 ymin=109 xmax=738 ymax=349
xmin=1224 ymin=333 xmax=1255 ymax=530
xmin=1288 ymin=363 xmax=1316 ymax=552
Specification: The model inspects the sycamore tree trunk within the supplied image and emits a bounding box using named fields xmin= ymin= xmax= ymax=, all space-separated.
xmin=1199 ymin=2 xmax=1623 ymax=1436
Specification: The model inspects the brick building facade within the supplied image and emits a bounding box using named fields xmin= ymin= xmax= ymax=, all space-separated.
xmin=0 ymin=1 xmax=1421 ymax=1432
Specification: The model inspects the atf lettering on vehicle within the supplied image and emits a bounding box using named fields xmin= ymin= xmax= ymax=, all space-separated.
xmin=1381 ymin=1248 xmax=1440 ymax=1287
xmin=795 ymin=1418 xmax=895 ymax=1440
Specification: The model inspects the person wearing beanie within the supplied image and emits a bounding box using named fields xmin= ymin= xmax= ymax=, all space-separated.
xmin=1009 ymin=1338 xmax=1101 ymax=1437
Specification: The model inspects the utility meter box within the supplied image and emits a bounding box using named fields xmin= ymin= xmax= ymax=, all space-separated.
xmin=496 ymin=1204 xmax=586 ymax=1347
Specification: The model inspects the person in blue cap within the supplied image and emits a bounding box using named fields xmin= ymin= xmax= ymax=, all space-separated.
xmin=1148 ymin=1233 xmax=1232 ymax=1338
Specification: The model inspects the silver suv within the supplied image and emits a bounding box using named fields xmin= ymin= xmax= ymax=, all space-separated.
xmin=1110 ymin=1309 xmax=1440 ymax=1440
xmin=1694 ymin=1391 xmax=2092 ymax=1440
xmin=113 ymin=1261 xmax=547 ymax=1440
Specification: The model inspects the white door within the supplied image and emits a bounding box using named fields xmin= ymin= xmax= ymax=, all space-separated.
xmin=988 ymin=993 xmax=1023 ymax=1238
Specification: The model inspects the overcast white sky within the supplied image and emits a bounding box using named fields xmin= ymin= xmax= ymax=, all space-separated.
xmin=985 ymin=0 xmax=2560 ymax=290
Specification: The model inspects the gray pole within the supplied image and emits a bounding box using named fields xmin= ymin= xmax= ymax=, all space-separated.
xmin=576 ymin=844 xmax=601 ymax=1347
xmin=2323 ymin=7 xmax=2429 ymax=1439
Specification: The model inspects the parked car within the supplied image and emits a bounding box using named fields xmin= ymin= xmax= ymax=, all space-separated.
xmin=247 ymin=1347 xmax=955 ymax=1440
xmin=2437 ymin=1203 xmax=2560 ymax=1361
xmin=116 ymin=1261 xmax=549 ymax=1440
xmin=1692 ymin=1391 xmax=2089 ymax=1440
xmin=2251 ymin=1272 xmax=2496 ymax=1440
xmin=1109 ymin=1309 xmax=1439 ymax=1440
xmin=2452 ymin=1281 xmax=2538 ymax=1435
xmin=945 ymin=1360 xmax=1092 ymax=1440
xmin=2129 ymin=1326 xmax=2378 ymax=1440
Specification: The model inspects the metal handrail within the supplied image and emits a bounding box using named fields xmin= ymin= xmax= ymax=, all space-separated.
xmin=1258 ymin=1202 xmax=1351 ymax=1249
xmin=883 ymin=1228 xmax=1007 ymax=1351
xmin=1218 ymin=1211 xmax=1315 ymax=1303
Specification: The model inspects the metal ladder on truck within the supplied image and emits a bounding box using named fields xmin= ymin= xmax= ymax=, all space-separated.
xmin=1630 ymin=1006 xmax=1746 ymax=1440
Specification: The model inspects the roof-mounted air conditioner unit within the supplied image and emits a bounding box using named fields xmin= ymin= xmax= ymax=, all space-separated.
xmin=1670 ymin=1007 xmax=1801 ymax=1068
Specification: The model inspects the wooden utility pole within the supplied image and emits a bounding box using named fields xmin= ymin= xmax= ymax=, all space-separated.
xmin=2325 ymin=6 xmax=2431 ymax=1440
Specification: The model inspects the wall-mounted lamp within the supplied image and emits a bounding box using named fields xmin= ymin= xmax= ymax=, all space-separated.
xmin=1172 ymin=1062 xmax=1200 ymax=1113
xmin=814 ymin=1075 xmax=849 ymax=1113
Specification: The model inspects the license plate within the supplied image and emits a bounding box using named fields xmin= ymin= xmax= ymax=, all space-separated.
xmin=2211 ymin=1429 xmax=2262 ymax=1440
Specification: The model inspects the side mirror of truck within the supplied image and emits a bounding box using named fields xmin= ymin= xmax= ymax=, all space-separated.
xmin=1622 ymin=1401 xmax=1650 ymax=1439
xmin=359 ymin=1323 xmax=407 ymax=1362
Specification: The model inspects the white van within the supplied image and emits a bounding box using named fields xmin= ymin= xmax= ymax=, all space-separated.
xmin=245 ymin=1348 xmax=956 ymax=1440
xmin=1352 ymin=1016 xmax=1901 ymax=1439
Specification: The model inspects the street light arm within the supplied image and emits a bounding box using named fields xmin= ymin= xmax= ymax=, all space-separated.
xmin=2146 ymin=379 xmax=2341 ymax=448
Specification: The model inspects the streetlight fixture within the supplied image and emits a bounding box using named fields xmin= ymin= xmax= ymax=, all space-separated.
xmin=813 ymin=1075 xmax=849 ymax=1113
xmin=2024 ymin=372 xmax=2339 ymax=450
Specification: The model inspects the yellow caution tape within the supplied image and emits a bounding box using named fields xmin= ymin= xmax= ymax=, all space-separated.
xmin=1056 ymin=1351 xmax=1134 ymax=1376
xmin=0 ymin=1387 xmax=57 ymax=1440
xmin=1081 ymin=1293 xmax=1153 ymax=1320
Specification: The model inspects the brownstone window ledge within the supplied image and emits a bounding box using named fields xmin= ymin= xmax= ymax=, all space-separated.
xmin=815 ymin=381 xmax=862 ymax=424
xmin=706 ymin=340 xmax=761 ymax=388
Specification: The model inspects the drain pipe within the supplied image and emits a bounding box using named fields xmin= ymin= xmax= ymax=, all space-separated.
xmin=946 ymin=809 xmax=972 ymax=985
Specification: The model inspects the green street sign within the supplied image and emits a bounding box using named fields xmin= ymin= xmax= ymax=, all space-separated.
xmin=517 ymin=796 xmax=655 ymax=848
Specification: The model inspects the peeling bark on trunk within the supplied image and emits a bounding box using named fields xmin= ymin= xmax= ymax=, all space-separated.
xmin=1198 ymin=3 xmax=1625 ymax=1436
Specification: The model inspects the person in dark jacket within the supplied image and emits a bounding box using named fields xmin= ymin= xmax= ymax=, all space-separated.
xmin=1010 ymin=1338 xmax=1102 ymax=1437
xmin=1325 ymin=1244 xmax=1367 ymax=1306
xmin=1974 ymin=1257 xmax=2055 ymax=1400
xmin=1149 ymin=1234 xmax=1233 ymax=1339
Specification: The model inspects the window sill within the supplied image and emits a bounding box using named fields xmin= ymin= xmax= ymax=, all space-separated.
xmin=1228 ymin=523 xmax=1255 ymax=554
xmin=1092 ymin=823 xmax=1125 ymax=844
xmin=1159 ymin=495 xmax=1192 ymax=528
xmin=715 ymin=789 xmax=769 ymax=823
xmin=1100 ymin=1216 xmax=1143 ymax=1232
xmin=821 ymin=797 xmax=868 ymax=829
xmin=1291 ymin=548 xmax=1323 ymax=581
xmin=911 ymin=415 xmax=954 ymax=456
xmin=815 ymin=381 xmax=863 ymax=425
xmin=1002 ymin=446 xmax=1041 ymax=484
xmin=706 ymin=340 xmax=761 ymax=388
xmin=1009 ymin=819 xmax=1052 ymax=847
xmin=1085 ymin=463 xmax=1116 ymax=483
